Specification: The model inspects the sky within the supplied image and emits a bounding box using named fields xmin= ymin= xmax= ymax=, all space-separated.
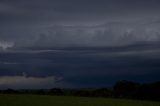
xmin=0 ymin=0 xmax=160 ymax=89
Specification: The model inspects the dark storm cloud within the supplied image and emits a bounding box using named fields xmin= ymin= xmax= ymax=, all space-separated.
xmin=0 ymin=0 xmax=160 ymax=23
xmin=0 ymin=0 xmax=160 ymax=88
xmin=0 ymin=0 xmax=160 ymax=48
xmin=1 ymin=43 xmax=160 ymax=88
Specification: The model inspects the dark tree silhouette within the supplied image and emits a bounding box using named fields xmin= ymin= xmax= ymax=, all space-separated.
xmin=113 ymin=80 xmax=139 ymax=98
xmin=0 ymin=81 xmax=160 ymax=101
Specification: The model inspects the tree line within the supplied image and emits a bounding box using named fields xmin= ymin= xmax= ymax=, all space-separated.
xmin=0 ymin=80 xmax=160 ymax=101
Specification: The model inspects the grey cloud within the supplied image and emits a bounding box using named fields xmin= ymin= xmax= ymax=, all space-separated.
xmin=0 ymin=18 xmax=160 ymax=50
xmin=0 ymin=0 xmax=160 ymax=47
xmin=1 ymin=0 xmax=160 ymax=23
xmin=29 ymin=20 xmax=160 ymax=48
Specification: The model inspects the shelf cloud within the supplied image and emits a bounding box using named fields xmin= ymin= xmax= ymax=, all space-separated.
xmin=0 ymin=0 xmax=160 ymax=88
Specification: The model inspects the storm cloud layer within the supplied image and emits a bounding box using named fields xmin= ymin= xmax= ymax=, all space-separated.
xmin=0 ymin=0 xmax=160 ymax=48
xmin=0 ymin=0 xmax=160 ymax=88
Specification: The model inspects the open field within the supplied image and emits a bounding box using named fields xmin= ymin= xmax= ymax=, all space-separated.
xmin=0 ymin=94 xmax=160 ymax=106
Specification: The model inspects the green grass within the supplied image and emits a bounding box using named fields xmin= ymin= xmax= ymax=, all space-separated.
xmin=0 ymin=94 xmax=160 ymax=106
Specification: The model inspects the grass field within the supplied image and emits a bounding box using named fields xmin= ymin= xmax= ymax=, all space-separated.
xmin=0 ymin=94 xmax=160 ymax=106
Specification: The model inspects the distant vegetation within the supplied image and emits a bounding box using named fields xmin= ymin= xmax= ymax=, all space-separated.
xmin=0 ymin=80 xmax=160 ymax=101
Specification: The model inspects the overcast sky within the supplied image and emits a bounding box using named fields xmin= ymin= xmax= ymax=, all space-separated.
xmin=0 ymin=0 xmax=160 ymax=89
xmin=0 ymin=0 xmax=160 ymax=48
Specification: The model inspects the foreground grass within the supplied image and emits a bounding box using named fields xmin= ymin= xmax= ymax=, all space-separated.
xmin=0 ymin=94 xmax=160 ymax=106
